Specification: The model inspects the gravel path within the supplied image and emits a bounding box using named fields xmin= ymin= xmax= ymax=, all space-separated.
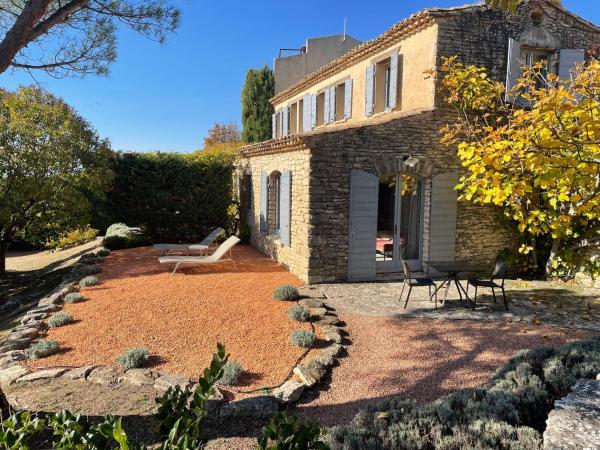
xmin=294 ymin=314 xmax=593 ymax=426
xmin=6 ymin=238 xmax=102 ymax=272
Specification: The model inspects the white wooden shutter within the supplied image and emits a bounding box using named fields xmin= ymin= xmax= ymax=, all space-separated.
xmin=279 ymin=171 xmax=291 ymax=246
xmin=365 ymin=64 xmax=375 ymax=116
xmin=558 ymin=49 xmax=585 ymax=82
xmin=505 ymin=38 xmax=521 ymax=102
xmin=344 ymin=78 xmax=353 ymax=119
xmin=310 ymin=94 xmax=317 ymax=129
xmin=260 ymin=171 xmax=269 ymax=234
xmin=282 ymin=106 xmax=289 ymax=137
xmin=428 ymin=172 xmax=459 ymax=262
xmin=348 ymin=170 xmax=378 ymax=281
xmin=388 ymin=53 xmax=399 ymax=110
xmin=272 ymin=113 xmax=276 ymax=139
xmin=302 ymin=94 xmax=311 ymax=132
xmin=323 ymin=89 xmax=330 ymax=124
xmin=329 ymin=86 xmax=336 ymax=122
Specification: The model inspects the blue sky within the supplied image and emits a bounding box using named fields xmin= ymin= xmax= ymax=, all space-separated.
xmin=0 ymin=0 xmax=597 ymax=153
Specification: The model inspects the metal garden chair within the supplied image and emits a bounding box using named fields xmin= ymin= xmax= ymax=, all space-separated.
xmin=399 ymin=259 xmax=438 ymax=309
xmin=466 ymin=262 xmax=509 ymax=310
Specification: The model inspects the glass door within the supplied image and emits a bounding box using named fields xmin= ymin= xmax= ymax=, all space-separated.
xmin=376 ymin=174 xmax=423 ymax=272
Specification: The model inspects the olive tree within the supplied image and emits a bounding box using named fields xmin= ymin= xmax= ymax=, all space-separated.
xmin=0 ymin=86 xmax=113 ymax=274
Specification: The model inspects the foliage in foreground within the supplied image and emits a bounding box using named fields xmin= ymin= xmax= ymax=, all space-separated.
xmin=257 ymin=412 xmax=329 ymax=450
xmin=79 ymin=276 xmax=99 ymax=287
xmin=0 ymin=86 xmax=113 ymax=275
xmin=327 ymin=336 xmax=600 ymax=449
xmin=289 ymin=304 xmax=310 ymax=322
xmin=117 ymin=348 xmax=150 ymax=370
xmin=438 ymin=56 xmax=600 ymax=276
xmin=25 ymin=340 xmax=60 ymax=359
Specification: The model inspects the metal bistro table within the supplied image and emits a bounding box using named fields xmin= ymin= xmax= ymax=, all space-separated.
xmin=426 ymin=261 xmax=486 ymax=308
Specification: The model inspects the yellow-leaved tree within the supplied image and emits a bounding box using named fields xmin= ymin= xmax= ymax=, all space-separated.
xmin=438 ymin=56 xmax=599 ymax=276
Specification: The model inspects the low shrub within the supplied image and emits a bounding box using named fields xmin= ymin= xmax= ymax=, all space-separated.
xmin=102 ymin=222 xmax=145 ymax=250
xmin=96 ymin=247 xmax=111 ymax=257
xmin=273 ymin=284 xmax=300 ymax=301
xmin=75 ymin=264 xmax=102 ymax=276
xmin=290 ymin=329 xmax=315 ymax=348
xmin=64 ymin=292 xmax=85 ymax=304
xmin=79 ymin=276 xmax=99 ymax=287
xmin=117 ymin=347 xmax=150 ymax=369
xmin=45 ymin=225 xmax=98 ymax=250
xmin=219 ymin=360 xmax=244 ymax=386
xmin=288 ymin=304 xmax=309 ymax=322
xmin=47 ymin=312 xmax=73 ymax=328
xmin=25 ymin=340 xmax=60 ymax=359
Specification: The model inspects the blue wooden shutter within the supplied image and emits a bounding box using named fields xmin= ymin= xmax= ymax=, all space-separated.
xmin=558 ymin=49 xmax=585 ymax=82
xmin=388 ymin=53 xmax=399 ymax=110
xmin=323 ymin=89 xmax=330 ymax=124
xmin=365 ymin=64 xmax=375 ymax=116
xmin=260 ymin=171 xmax=268 ymax=234
xmin=302 ymin=94 xmax=311 ymax=132
xmin=428 ymin=172 xmax=458 ymax=262
xmin=344 ymin=79 xmax=353 ymax=119
xmin=505 ymin=38 xmax=521 ymax=102
xmin=310 ymin=94 xmax=317 ymax=129
xmin=279 ymin=171 xmax=291 ymax=246
xmin=329 ymin=86 xmax=336 ymax=122
xmin=282 ymin=106 xmax=289 ymax=137
xmin=347 ymin=170 xmax=378 ymax=281
xmin=272 ymin=113 xmax=276 ymax=139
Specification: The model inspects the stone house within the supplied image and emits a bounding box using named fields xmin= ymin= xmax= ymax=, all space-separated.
xmin=237 ymin=1 xmax=600 ymax=284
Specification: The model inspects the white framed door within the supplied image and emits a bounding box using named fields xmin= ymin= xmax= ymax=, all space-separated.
xmin=375 ymin=173 xmax=423 ymax=273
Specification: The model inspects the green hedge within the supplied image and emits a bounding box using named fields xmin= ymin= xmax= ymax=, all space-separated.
xmin=326 ymin=336 xmax=600 ymax=449
xmin=92 ymin=151 xmax=235 ymax=243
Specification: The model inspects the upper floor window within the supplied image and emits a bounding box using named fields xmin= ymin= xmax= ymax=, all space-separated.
xmin=316 ymin=91 xmax=326 ymax=126
xmin=521 ymin=47 xmax=549 ymax=89
xmin=366 ymin=52 xmax=402 ymax=116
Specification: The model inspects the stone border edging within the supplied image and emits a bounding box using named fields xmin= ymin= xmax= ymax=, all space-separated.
xmin=0 ymin=253 xmax=345 ymax=419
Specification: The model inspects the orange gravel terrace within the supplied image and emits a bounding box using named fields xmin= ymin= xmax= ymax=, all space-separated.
xmin=30 ymin=245 xmax=313 ymax=391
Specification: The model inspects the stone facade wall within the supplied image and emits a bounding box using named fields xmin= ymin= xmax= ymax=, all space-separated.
xmin=302 ymin=109 xmax=516 ymax=283
xmin=236 ymin=150 xmax=312 ymax=281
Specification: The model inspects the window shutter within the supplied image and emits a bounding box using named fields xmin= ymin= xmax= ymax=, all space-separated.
xmin=365 ymin=64 xmax=375 ymax=116
xmin=388 ymin=53 xmax=399 ymax=110
xmin=428 ymin=172 xmax=458 ymax=262
xmin=329 ymin=86 xmax=336 ymax=122
xmin=282 ymin=106 xmax=289 ymax=137
xmin=310 ymin=94 xmax=317 ymax=129
xmin=558 ymin=49 xmax=585 ymax=82
xmin=348 ymin=170 xmax=378 ymax=281
xmin=302 ymin=94 xmax=311 ymax=132
xmin=272 ymin=113 xmax=277 ymax=139
xmin=260 ymin=171 xmax=268 ymax=234
xmin=344 ymin=78 xmax=353 ymax=119
xmin=323 ymin=89 xmax=330 ymax=124
xmin=505 ymin=38 xmax=521 ymax=102
xmin=279 ymin=171 xmax=291 ymax=246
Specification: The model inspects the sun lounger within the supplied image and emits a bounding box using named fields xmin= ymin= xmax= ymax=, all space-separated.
xmin=153 ymin=227 xmax=224 ymax=255
xmin=159 ymin=236 xmax=241 ymax=276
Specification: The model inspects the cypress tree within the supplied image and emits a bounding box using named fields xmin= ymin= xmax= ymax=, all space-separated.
xmin=241 ymin=66 xmax=275 ymax=143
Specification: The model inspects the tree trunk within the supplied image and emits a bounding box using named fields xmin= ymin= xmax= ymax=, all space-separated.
xmin=0 ymin=0 xmax=51 ymax=74
xmin=0 ymin=241 xmax=9 ymax=277
xmin=545 ymin=237 xmax=561 ymax=278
